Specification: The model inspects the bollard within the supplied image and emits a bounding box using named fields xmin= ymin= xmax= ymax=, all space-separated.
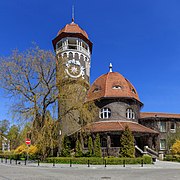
xmin=25 ymin=158 xmax=27 ymax=165
xmin=53 ymin=159 xmax=55 ymax=167
xmin=70 ymin=159 xmax=72 ymax=167
xmin=10 ymin=159 xmax=12 ymax=164
xmin=1 ymin=158 xmax=3 ymax=163
xmin=141 ymin=159 xmax=143 ymax=167
xmin=104 ymin=159 xmax=107 ymax=167
xmin=123 ymin=159 xmax=125 ymax=167
xmin=38 ymin=159 xmax=40 ymax=166
xmin=15 ymin=159 xmax=17 ymax=165
xmin=88 ymin=159 xmax=90 ymax=167
xmin=5 ymin=158 xmax=7 ymax=163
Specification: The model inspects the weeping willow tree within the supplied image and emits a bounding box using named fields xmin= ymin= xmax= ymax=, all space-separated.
xmin=0 ymin=46 xmax=57 ymax=126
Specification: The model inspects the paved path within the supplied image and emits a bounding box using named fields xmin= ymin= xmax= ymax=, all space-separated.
xmin=0 ymin=160 xmax=179 ymax=180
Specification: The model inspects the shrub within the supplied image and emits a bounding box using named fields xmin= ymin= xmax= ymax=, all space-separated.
xmin=171 ymin=140 xmax=180 ymax=155
xmin=94 ymin=134 xmax=102 ymax=157
xmin=164 ymin=154 xmax=180 ymax=162
xmin=75 ymin=139 xmax=83 ymax=157
xmin=88 ymin=136 xmax=93 ymax=157
xmin=119 ymin=125 xmax=135 ymax=158
xmin=45 ymin=156 xmax=152 ymax=165
xmin=61 ymin=135 xmax=71 ymax=157
xmin=14 ymin=144 xmax=38 ymax=159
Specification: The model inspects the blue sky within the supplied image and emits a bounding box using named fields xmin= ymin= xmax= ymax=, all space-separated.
xmin=0 ymin=0 xmax=180 ymax=122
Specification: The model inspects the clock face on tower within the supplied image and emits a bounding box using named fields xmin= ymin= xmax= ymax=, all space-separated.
xmin=65 ymin=59 xmax=85 ymax=79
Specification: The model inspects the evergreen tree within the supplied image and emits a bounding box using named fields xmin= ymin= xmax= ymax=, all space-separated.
xmin=75 ymin=139 xmax=83 ymax=157
xmin=119 ymin=125 xmax=135 ymax=158
xmin=88 ymin=136 xmax=93 ymax=157
xmin=61 ymin=135 xmax=71 ymax=157
xmin=94 ymin=134 xmax=102 ymax=157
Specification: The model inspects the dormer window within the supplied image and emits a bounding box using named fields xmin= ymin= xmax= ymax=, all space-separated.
xmin=93 ymin=87 xmax=101 ymax=93
xmin=126 ymin=108 xmax=135 ymax=119
xmin=112 ymin=85 xmax=122 ymax=90
xmin=132 ymin=89 xmax=136 ymax=94
xmin=100 ymin=108 xmax=111 ymax=119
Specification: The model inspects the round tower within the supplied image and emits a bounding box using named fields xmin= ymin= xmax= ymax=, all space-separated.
xmin=52 ymin=19 xmax=93 ymax=82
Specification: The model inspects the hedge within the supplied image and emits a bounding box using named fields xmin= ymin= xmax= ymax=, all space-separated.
xmin=45 ymin=155 xmax=152 ymax=165
xmin=164 ymin=155 xmax=180 ymax=162
xmin=0 ymin=153 xmax=36 ymax=160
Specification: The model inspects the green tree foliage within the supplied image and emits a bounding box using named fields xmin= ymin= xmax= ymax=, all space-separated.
xmin=94 ymin=134 xmax=102 ymax=157
xmin=119 ymin=126 xmax=135 ymax=158
xmin=7 ymin=125 xmax=20 ymax=150
xmin=75 ymin=139 xmax=83 ymax=157
xmin=61 ymin=135 xmax=71 ymax=157
xmin=88 ymin=136 xmax=93 ymax=157
xmin=34 ymin=111 xmax=59 ymax=159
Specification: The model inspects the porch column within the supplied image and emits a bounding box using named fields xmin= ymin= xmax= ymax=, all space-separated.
xmin=107 ymin=135 xmax=111 ymax=156
xmin=107 ymin=135 xmax=111 ymax=148
xmin=147 ymin=135 xmax=153 ymax=148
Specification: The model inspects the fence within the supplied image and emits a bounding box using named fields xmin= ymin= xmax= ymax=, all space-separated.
xmin=0 ymin=156 xmax=151 ymax=168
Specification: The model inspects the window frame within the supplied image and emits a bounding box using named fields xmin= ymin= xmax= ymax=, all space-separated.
xmin=170 ymin=122 xmax=176 ymax=133
xmin=99 ymin=107 xmax=111 ymax=119
xmin=160 ymin=139 xmax=166 ymax=150
xmin=159 ymin=121 xmax=166 ymax=132
xmin=126 ymin=108 xmax=135 ymax=119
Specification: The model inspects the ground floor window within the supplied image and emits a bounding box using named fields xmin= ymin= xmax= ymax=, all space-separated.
xmin=111 ymin=135 xmax=120 ymax=147
xmin=101 ymin=137 xmax=107 ymax=147
xmin=160 ymin=139 xmax=166 ymax=150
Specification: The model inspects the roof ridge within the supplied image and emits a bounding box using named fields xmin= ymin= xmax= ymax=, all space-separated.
xmin=104 ymin=72 xmax=110 ymax=97
xmin=117 ymin=121 xmax=124 ymax=130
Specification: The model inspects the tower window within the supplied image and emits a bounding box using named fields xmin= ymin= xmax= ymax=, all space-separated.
xmin=126 ymin=108 xmax=135 ymax=119
xmin=100 ymin=108 xmax=111 ymax=119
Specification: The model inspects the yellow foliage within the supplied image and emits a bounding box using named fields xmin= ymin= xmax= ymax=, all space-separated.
xmin=14 ymin=144 xmax=38 ymax=155
xmin=171 ymin=140 xmax=180 ymax=155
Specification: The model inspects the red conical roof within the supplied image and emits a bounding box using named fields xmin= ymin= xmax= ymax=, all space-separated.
xmin=57 ymin=21 xmax=88 ymax=39
xmin=86 ymin=72 xmax=141 ymax=102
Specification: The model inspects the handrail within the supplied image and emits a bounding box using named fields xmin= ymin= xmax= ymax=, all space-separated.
xmin=144 ymin=146 xmax=158 ymax=157
xmin=135 ymin=145 xmax=145 ymax=154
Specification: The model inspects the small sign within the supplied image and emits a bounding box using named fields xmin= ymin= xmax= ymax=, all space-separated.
xmin=26 ymin=138 xmax=31 ymax=145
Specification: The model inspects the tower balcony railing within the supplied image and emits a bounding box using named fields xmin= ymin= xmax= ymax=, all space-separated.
xmin=56 ymin=44 xmax=90 ymax=57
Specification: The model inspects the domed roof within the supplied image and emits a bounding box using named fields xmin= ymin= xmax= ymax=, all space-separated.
xmin=86 ymin=72 xmax=141 ymax=102
xmin=57 ymin=21 xmax=88 ymax=39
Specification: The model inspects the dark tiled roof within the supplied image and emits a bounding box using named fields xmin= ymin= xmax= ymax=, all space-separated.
xmin=140 ymin=112 xmax=180 ymax=119
xmin=84 ymin=121 xmax=158 ymax=134
xmin=86 ymin=72 xmax=141 ymax=102
xmin=57 ymin=22 xmax=88 ymax=39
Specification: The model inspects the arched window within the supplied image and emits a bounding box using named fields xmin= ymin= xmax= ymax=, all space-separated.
xmin=100 ymin=108 xmax=111 ymax=119
xmin=69 ymin=52 xmax=73 ymax=59
xmin=126 ymin=108 xmax=135 ymax=119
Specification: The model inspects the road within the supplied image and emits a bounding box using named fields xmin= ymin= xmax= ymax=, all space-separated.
xmin=0 ymin=160 xmax=180 ymax=180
